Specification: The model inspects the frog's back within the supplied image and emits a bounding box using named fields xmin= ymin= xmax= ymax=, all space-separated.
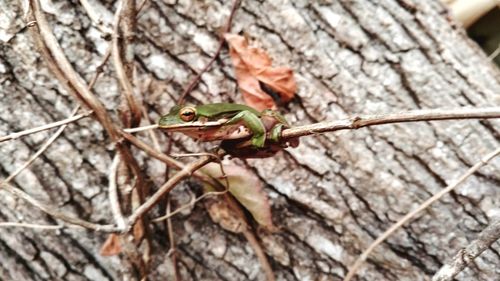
xmin=197 ymin=103 xmax=261 ymax=117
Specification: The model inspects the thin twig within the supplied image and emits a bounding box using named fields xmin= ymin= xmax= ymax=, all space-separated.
xmin=29 ymin=0 xmax=143 ymax=179
xmin=152 ymin=190 xmax=227 ymax=222
xmin=88 ymin=46 xmax=112 ymax=89
xmin=79 ymin=0 xmax=113 ymax=36
xmin=488 ymin=43 xmax=500 ymax=61
xmin=177 ymin=0 xmax=241 ymax=104
xmin=123 ymin=124 xmax=158 ymax=133
xmin=140 ymin=104 xmax=180 ymax=280
xmin=1 ymin=29 xmax=112 ymax=145
xmin=112 ymin=0 xmax=142 ymax=127
xmin=0 ymin=111 xmax=92 ymax=143
xmin=120 ymin=131 xmax=221 ymax=184
xmin=0 ymin=222 xmax=65 ymax=230
xmin=166 ymin=198 xmax=181 ymax=281
xmin=109 ymin=155 xmax=126 ymax=229
xmin=172 ymin=152 xmax=230 ymax=191
xmin=2 ymin=106 xmax=79 ymax=183
xmin=432 ymin=216 xmax=500 ymax=281
xmin=282 ymin=107 xmax=500 ymax=139
xmin=343 ymin=146 xmax=500 ymax=281
xmin=28 ymin=0 xmax=144 ymax=232
xmin=242 ymin=229 xmax=276 ymax=281
xmin=2 ymin=183 xmax=118 ymax=232
xmin=0 ymin=106 xmax=118 ymax=232
xmin=141 ymin=106 xmax=161 ymax=149
xmin=126 ymin=154 xmax=220 ymax=228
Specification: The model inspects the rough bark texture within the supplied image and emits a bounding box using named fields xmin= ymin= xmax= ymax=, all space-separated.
xmin=1 ymin=0 xmax=499 ymax=280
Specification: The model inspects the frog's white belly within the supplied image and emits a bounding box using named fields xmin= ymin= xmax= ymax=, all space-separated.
xmin=180 ymin=123 xmax=252 ymax=141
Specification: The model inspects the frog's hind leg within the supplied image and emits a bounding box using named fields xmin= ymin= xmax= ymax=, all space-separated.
xmin=226 ymin=110 xmax=266 ymax=148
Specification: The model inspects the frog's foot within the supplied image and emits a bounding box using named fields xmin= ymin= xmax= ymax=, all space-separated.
xmin=270 ymin=123 xmax=300 ymax=148
xmin=251 ymin=133 xmax=265 ymax=148
xmin=269 ymin=123 xmax=284 ymax=143
xmin=226 ymin=110 xmax=266 ymax=148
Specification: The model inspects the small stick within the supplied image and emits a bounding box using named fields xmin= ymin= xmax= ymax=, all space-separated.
xmin=177 ymin=0 xmax=241 ymax=104
xmin=343 ymin=146 xmax=500 ymax=281
xmin=2 ymin=182 xmax=118 ymax=232
xmin=109 ymin=155 xmax=126 ymax=229
xmin=282 ymin=107 xmax=500 ymax=139
xmin=0 ymin=222 xmax=69 ymax=230
xmin=165 ymin=198 xmax=181 ymax=281
xmin=0 ymin=111 xmax=92 ymax=143
xmin=79 ymin=0 xmax=113 ymax=35
xmin=123 ymin=124 xmax=158 ymax=133
xmin=126 ymin=154 xmax=219 ymax=228
xmin=488 ymin=43 xmax=500 ymax=61
xmin=432 ymin=217 xmax=500 ymax=281
xmin=2 ymin=106 xmax=79 ymax=183
xmin=152 ymin=190 xmax=227 ymax=222
xmin=120 ymin=131 xmax=221 ymax=186
xmin=0 ymin=106 xmax=118 ymax=232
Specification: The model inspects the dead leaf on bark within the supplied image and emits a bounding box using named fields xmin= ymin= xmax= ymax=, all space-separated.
xmin=225 ymin=34 xmax=296 ymax=111
xmin=204 ymin=198 xmax=246 ymax=233
xmin=202 ymin=163 xmax=276 ymax=231
xmin=100 ymin=233 xmax=122 ymax=256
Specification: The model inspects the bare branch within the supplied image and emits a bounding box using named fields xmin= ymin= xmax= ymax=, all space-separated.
xmin=488 ymin=43 xmax=500 ymax=61
xmin=2 ymin=106 xmax=79 ymax=183
xmin=177 ymin=0 xmax=241 ymax=104
xmin=109 ymin=155 xmax=126 ymax=229
xmin=120 ymin=131 xmax=220 ymax=184
xmin=0 ymin=111 xmax=92 ymax=143
xmin=432 ymin=217 xmax=500 ymax=281
xmin=152 ymin=190 xmax=227 ymax=222
xmin=112 ymin=0 xmax=142 ymax=127
xmin=344 ymin=146 xmax=500 ymax=281
xmin=282 ymin=107 xmax=500 ymax=139
xmin=0 ymin=106 xmax=118 ymax=232
xmin=0 ymin=222 xmax=86 ymax=230
xmin=165 ymin=198 xmax=181 ymax=281
xmin=126 ymin=154 xmax=219 ymax=228
xmin=2 ymin=183 xmax=119 ymax=232
xmin=79 ymin=0 xmax=113 ymax=36
xmin=242 ymin=229 xmax=276 ymax=281
xmin=123 ymin=124 xmax=158 ymax=133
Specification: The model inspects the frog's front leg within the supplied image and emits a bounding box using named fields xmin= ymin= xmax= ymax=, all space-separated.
xmin=225 ymin=110 xmax=266 ymax=148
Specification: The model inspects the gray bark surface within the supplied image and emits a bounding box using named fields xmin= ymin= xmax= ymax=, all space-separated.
xmin=1 ymin=0 xmax=499 ymax=280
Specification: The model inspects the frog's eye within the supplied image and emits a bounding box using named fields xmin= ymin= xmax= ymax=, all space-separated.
xmin=179 ymin=107 xmax=196 ymax=121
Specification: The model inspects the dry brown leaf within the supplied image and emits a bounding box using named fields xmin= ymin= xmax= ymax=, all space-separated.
xmin=225 ymin=34 xmax=296 ymax=110
xmin=100 ymin=233 xmax=122 ymax=256
xmin=133 ymin=219 xmax=145 ymax=243
xmin=204 ymin=198 xmax=246 ymax=233
xmin=202 ymin=163 xmax=276 ymax=231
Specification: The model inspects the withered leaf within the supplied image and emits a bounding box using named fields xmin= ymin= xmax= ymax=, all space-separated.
xmin=225 ymin=34 xmax=296 ymax=111
xmin=201 ymin=163 xmax=276 ymax=231
xmin=100 ymin=233 xmax=122 ymax=256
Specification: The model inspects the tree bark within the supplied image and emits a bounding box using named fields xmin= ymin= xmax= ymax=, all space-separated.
xmin=1 ymin=0 xmax=499 ymax=280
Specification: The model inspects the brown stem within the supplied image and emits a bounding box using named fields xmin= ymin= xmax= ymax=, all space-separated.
xmin=28 ymin=0 xmax=145 ymax=217
xmin=2 ymin=183 xmax=119 ymax=232
xmin=432 ymin=216 xmax=500 ymax=281
xmin=344 ymin=146 xmax=500 ymax=281
xmin=177 ymin=0 xmax=241 ymax=104
xmin=112 ymin=0 xmax=142 ymax=127
xmin=126 ymin=154 xmax=218 ymax=228
xmin=282 ymin=107 xmax=500 ymax=139
xmin=0 ymin=111 xmax=92 ymax=143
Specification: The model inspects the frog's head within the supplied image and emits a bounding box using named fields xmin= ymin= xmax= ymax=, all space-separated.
xmin=158 ymin=105 xmax=198 ymax=129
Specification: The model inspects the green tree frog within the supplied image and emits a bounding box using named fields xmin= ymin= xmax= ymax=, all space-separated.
xmin=158 ymin=103 xmax=296 ymax=153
